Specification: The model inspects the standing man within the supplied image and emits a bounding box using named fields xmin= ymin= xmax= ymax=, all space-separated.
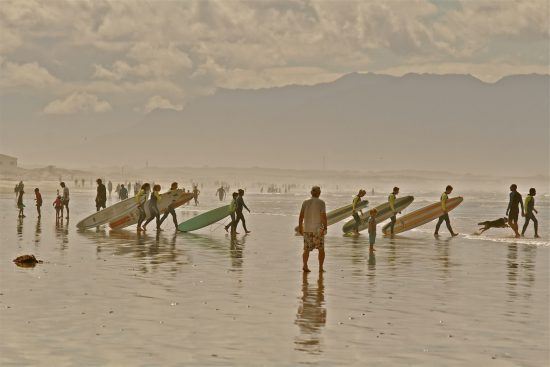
xmin=107 ymin=180 xmax=113 ymax=198
xmin=192 ymin=185 xmax=200 ymax=205
xmin=434 ymin=185 xmax=459 ymax=237
xmin=60 ymin=182 xmax=70 ymax=219
xmin=95 ymin=179 xmax=107 ymax=212
xmin=224 ymin=192 xmax=239 ymax=234
xmin=119 ymin=184 xmax=128 ymax=200
xmin=521 ymin=188 xmax=539 ymax=238
xmin=234 ymin=189 xmax=251 ymax=233
xmin=388 ymin=187 xmax=400 ymax=235
xmin=34 ymin=188 xmax=42 ymax=218
xmin=506 ymin=184 xmax=524 ymax=238
xmin=351 ymin=189 xmax=366 ymax=235
xmin=159 ymin=182 xmax=180 ymax=230
xmin=216 ymin=185 xmax=226 ymax=201
xmin=298 ymin=186 xmax=328 ymax=273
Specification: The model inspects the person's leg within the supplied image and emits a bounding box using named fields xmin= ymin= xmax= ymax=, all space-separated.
xmin=137 ymin=207 xmax=146 ymax=230
xmin=521 ymin=215 xmax=531 ymax=235
xmin=353 ymin=213 xmax=360 ymax=233
xmin=390 ymin=215 xmax=396 ymax=234
xmin=225 ymin=213 xmax=235 ymax=231
xmin=65 ymin=202 xmax=69 ymax=219
xmin=435 ymin=215 xmax=444 ymax=235
xmin=318 ymin=248 xmax=325 ymax=272
xmin=170 ymin=208 xmax=178 ymax=228
xmin=159 ymin=210 xmax=169 ymax=226
xmin=155 ymin=212 xmax=161 ymax=229
xmin=444 ymin=213 xmax=455 ymax=235
xmin=302 ymin=250 xmax=310 ymax=272
xmin=238 ymin=212 xmax=250 ymax=232
xmin=533 ymin=215 xmax=539 ymax=237
xmin=369 ymin=232 xmax=376 ymax=251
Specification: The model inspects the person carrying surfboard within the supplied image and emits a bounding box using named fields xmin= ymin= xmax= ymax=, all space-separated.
xmin=434 ymin=185 xmax=459 ymax=237
xmin=298 ymin=186 xmax=327 ymax=273
xmin=234 ymin=189 xmax=251 ymax=233
xmin=135 ymin=183 xmax=150 ymax=232
xmin=95 ymin=179 xmax=107 ymax=212
xmin=143 ymin=184 xmax=162 ymax=231
xmin=368 ymin=208 xmax=378 ymax=252
xmin=521 ymin=188 xmax=539 ymax=238
xmin=388 ymin=187 xmax=400 ymax=235
xmin=159 ymin=182 xmax=180 ymax=230
xmin=224 ymin=192 xmax=239 ymax=234
xmin=506 ymin=184 xmax=524 ymax=238
xmin=352 ymin=190 xmax=366 ymax=234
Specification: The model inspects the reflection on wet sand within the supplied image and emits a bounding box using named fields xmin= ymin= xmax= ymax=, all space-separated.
xmin=295 ymin=272 xmax=326 ymax=355
xmin=16 ymin=217 xmax=23 ymax=239
xmin=55 ymin=218 xmax=69 ymax=250
xmin=34 ymin=218 xmax=41 ymax=245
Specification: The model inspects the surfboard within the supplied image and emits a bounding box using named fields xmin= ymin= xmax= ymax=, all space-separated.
xmin=294 ymin=199 xmax=368 ymax=233
xmin=177 ymin=205 xmax=232 ymax=232
xmin=381 ymin=197 xmax=463 ymax=235
xmin=76 ymin=197 xmax=138 ymax=229
xmin=109 ymin=190 xmax=194 ymax=230
xmin=342 ymin=196 xmax=414 ymax=234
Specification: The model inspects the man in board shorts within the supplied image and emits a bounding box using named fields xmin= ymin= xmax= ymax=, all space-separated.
xmin=298 ymin=186 xmax=328 ymax=273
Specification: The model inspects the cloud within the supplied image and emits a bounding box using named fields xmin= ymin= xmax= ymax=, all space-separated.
xmin=43 ymin=91 xmax=112 ymax=114
xmin=143 ymin=95 xmax=183 ymax=113
xmin=0 ymin=58 xmax=59 ymax=88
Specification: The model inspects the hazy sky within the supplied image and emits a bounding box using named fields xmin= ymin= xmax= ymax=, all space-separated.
xmin=0 ymin=0 xmax=548 ymax=167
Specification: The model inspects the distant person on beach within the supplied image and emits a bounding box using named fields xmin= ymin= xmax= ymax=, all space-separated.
xmin=34 ymin=188 xmax=42 ymax=218
xmin=53 ymin=194 xmax=63 ymax=221
xmin=234 ymin=189 xmax=251 ymax=233
xmin=298 ymin=186 xmax=327 ymax=272
xmin=143 ymin=184 xmax=162 ymax=231
xmin=193 ymin=185 xmax=200 ymax=205
xmin=388 ymin=187 xmax=400 ymax=235
xmin=521 ymin=188 xmax=539 ymax=238
xmin=159 ymin=182 xmax=179 ymax=230
xmin=506 ymin=184 xmax=524 ymax=238
xmin=434 ymin=185 xmax=458 ymax=237
xmin=127 ymin=182 xmax=132 ymax=195
xmin=17 ymin=189 xmax=25 ymax=218
xmin=60 ymin=182 xmax=69 ymax=219
xmin=216 ymin=186 xmax=226 ymax=201
xmin=107 ymin=181 xmax=113 ymax=198
xmin=225 ymin=192 xmax=239 ymax=234
xmin=119 ymin=184 xmax=128 ymax=200
xmin=95 ymin=179 xmax=107 ymax=212
xmin=136 ymin=183 xmax=150 ymax=232
xmin=74 ymin=179 xmax=78 ymax=188
xmin=352 ymin=189 xmax=367 ymax=234
xmin=368 ymin=208 xmax=378 ymax=252
xmin=14 ymin=184 xmax=19 ymax=198
xmin=115 ymin=184 xmax=120 ymax=199
xmin=81 ymin=178 xmax=85 ymax=187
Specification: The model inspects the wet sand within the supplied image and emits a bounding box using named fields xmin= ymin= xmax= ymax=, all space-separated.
xmin=1 ymin=190 xmax=548 ymax=366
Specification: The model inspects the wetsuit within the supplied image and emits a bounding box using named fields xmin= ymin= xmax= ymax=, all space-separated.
xmin=388 ymin=193 xmax=397 ymax=234
xmin=144 ymin=191 xmax=161 ymax=228
xmin=96 ymin=184 xmax=107 ymax=211
xmin=234 ymin=195 xmax=250 ymax=232
xmin=352 ymin=195 xmax=362 ymax=231
xmin=506 ymin=191 xmax=523 ymax=223
xmin=435 ymin=192 xmax=454 ymax=234
xmin=135 ymin=189 xmax=148 ymax=228
xmin=521 ymin=195 xmax=538 ymax=236
xmin=159 ymin=189 xmax=178 ymax=228
xmin=119 ymin=187 xmax=128 ymax=200
xmin=224 ymin=198 xmax=238 ymax=232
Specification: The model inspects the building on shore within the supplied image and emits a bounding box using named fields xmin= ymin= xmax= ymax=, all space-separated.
xmin=0 ymin=154 xmax=18 ymax=171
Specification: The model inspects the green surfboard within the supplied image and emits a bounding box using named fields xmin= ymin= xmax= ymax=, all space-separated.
xmin=342 ymin=196 xmax=414 ymax=234
xmin=178 ymin=205 xmax=232 ymax=232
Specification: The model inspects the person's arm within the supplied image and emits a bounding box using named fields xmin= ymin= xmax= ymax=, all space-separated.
xmin=320 ymin=212 xmax=328 ymax=235
xmin=520 ymin=194 xmax=524 ymax=216
xmin=298 ymin=207 xmax=305 ymax=235
xmin=243 ymin=200 xmax=250 ymax=212
xmin=441 ymin=194 xmax=447 ymax=212
xmin=389 ymin=194 xmax=396 ymax=212
xmin=506 ymin=194 xmax=512 ymax=215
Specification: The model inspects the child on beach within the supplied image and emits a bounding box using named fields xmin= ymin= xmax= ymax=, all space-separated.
xmin=34 ymin=188 xmax=42 ymax=218
xmin=368 ymin=208 xmax=378 ymax=252
xmin=17 ymin=189 xmax=25 ymax=218
xmin=53 ymin=195 xmax=63 ymax=221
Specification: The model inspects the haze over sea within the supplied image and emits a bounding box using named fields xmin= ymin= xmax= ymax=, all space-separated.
xmin=1 ymin=176 xmax=548 ymax=366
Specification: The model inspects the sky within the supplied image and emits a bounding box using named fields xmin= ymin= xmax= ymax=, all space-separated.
xmin=0 ymin=0 xmax=549 ymax=168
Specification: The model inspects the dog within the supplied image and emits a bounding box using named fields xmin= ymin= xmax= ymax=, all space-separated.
xmin=477 ymin=217 xmax=509 ymax=234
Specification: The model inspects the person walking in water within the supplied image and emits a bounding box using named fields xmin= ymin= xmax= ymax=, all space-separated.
xmin=34 ymin=188 xmax=42 ymax=218
xmin=143 ymin=184 xmax=162 ymax=231
xmin=388 ymin=187 xmax=400 ymax=235
xmin=234 ymin=189 xmax=251 ymax=233
xmin=159 ymin=182 xmax=180 ymax=230
xmin=95 ymin=179 xmax=107 ymax=212
xmin=216 ymin=186 xmax=226 ymax=201
xmin=53 ymin=194 xmax=63 ymax=221
xmin=224 ymin=192 xmax=239 ymax=234
xmin=434 ymin=185 xmax=459 ymax=237
xmin=107 ymin=181 xmax=113 ymax=198
xmin=119 ymin=184 xmax=128 ymax=200
xmin=136 ymin=183 xmax=150 ymax=232
xmin=60 ymin=182 xmax=70 ymax=219
xmin=298 ymin=186 xmax=327 ymax=272
xmin=192 ymin=185 xmax=200 ymax=205
xmin=351 ymin=189 xmax=366 ymax=235
xmin=17 ymin=189 xmax=25 ymax=218
xmin=521 ymin=187 xmax=539 ymax=238
xmin=368 ymin=208 xmax=378 ymax=252
xmin=506 ymin=184 xmax=524 ymax=238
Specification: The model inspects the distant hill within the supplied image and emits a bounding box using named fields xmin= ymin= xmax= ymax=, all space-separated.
xmin=34 ymin=73 xmax=550 ymax=176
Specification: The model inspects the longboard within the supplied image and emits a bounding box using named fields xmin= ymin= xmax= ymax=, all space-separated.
xmin=382 ymin=197 xmax=463 ymax=235
xmin=342 ymin=196 xmax=414 ymax=234
xmin=77 ymin=197 xmax=138 ymax=229
xmin=177 ymin=205 xmax=232 ymax=232
xmin=109 ymin=190 xmax=194 ymax=230
xmin=294 ymin=200 xmax=368 ymax=233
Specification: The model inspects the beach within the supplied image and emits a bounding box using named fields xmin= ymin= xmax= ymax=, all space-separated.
xmin=1 ymin=185 xmax=548 ymax=366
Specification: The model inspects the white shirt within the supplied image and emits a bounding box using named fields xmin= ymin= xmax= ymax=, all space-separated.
xmin=301 ymin=197 xmax=326 ymax=233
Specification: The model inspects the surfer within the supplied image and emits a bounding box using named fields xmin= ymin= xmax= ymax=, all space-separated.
xmin=216 ymin=186 xmax=226 ymax=201
xmin=224 ymin=192 xmax=239 ymax=234
xmin=434 ymin=185 xmax=459 ymax=237
xmin=135 ymin=183 xmax=150 ymax=232
xmin=17 ymin=188 xmax=25 ymax=218
xmin=506 ymin=184 xmax=524 ymax=238
xmin=193 ymin=185 xmax=200 ymax=205
xmin=352 ymin=190 xmax=367 ymax=234
xmin=107 ymin=181 xmax=113 ymax=198
xmin=234 ymin=189 xmax=251 ymax=233
xmin=34 ymin=188 xmax=42 ymax=218
xmin=95 ymin=179 xmax=107 ymax=212
xmin=143 ymin=184 xmax=162 ymax=231
xmin=388 ymin=187 xmax=400 ymax=235
xmin=60 ymin=182 xmax=70 ymax=219
xmin=368 ymin=208 xmax=378 ymax=252
xmin=298 ymin=186 xmax=327 ymax=273
xmin=159 ymin=182 xmax=179 ymax=229
xmin=119 ymin=184 xmax=128 ymax=200
xmin=521 ymin=188 xmax=539 ymax=238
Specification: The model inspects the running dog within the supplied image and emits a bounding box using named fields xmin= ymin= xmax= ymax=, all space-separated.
xmin=477 ymin=217 xmax=509 ymax=234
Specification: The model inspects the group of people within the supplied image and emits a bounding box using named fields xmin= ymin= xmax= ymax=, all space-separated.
xmin=506 ymin=184 xmax=540 ymax=238
xmin=15 ymin=181 xmax=69 ymax=222
xmin=224 ymin=189 xmax=251 ymax=234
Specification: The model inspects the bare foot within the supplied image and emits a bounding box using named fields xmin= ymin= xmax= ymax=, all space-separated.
xmin=515 ymin=234 xmax=520 ymax=238
xmin=434 ymin=233 xmax=439 ymax=237
xmin=245 ymin=230 xmax=251 ymax=234
xmin=534 ymin=234 xmax=540 ymax=238
xmin=451 ymin=232 xmax=459 ymax=237
xmin=303 ymin=267 xmax=311 ymax=273
xmin=319 ymin=268 xmax=325 ymax=273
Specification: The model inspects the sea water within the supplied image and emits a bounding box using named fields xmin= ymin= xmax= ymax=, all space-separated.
xmin=1 ymin=188 xmax=548 ymax=366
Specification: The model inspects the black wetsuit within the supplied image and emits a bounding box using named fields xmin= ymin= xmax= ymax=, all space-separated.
xmin=96 ymin=184 xmax=107 ymax=211
xmin=234 ymin=195 xmax=249 ymax=232
xmin=159 ymin=190 xmax=178 ymax=228
xmin=506 ymin=191 xmax=523 ymax=223
xmin=144 ymin=192 xmax=161 ymax=228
